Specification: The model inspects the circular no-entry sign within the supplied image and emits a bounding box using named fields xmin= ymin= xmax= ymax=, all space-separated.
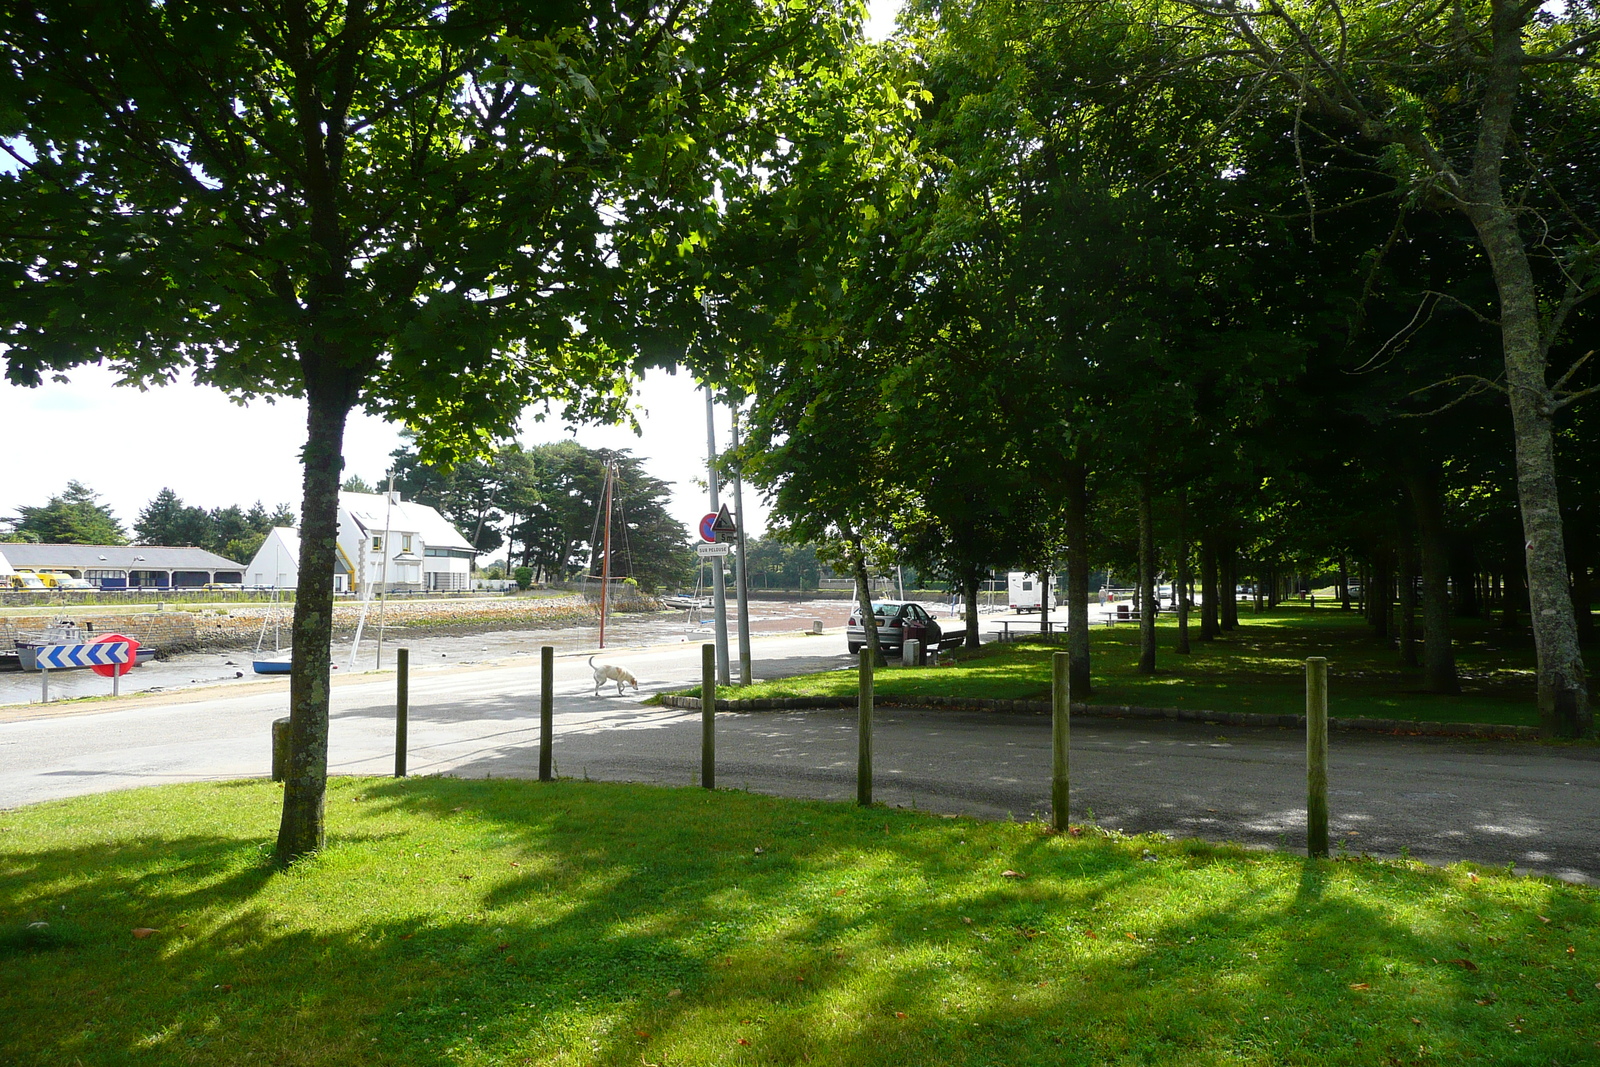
xmin=698 ymin=513 xmax=719 ymax=543
xmin=90 ymin=633 xmax=140 ymax=678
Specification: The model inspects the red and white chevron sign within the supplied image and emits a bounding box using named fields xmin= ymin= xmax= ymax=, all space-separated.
xmin=36 ymin=642 xmax=134 ymax=670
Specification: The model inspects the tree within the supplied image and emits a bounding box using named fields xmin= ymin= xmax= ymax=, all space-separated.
xmin=1 ymin=0 xmax=868 ymax=862
xmin=134 ymin=487 xmax=214 ymax=547
xmin=7 ymin=481 xmax=126 ymax=544
xmin=1167 ymin=0 xmax=1597 ymax=734
xmin=340 ymin=476 xmax=376 ymax=495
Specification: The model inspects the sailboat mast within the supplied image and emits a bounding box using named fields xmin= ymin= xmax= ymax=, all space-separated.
xmin=598 ymin=460 xmax=615 ymax=648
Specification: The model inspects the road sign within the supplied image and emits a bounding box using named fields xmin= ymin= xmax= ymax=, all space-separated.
xmin=696 ymin=542 xmax=731 ymax=557
xmin=711 ymin=504 xmax=737 ymax=540
xmin=698 ymin=513 xmax=719 ymax=543
xmin=90 ymin=633 xmax=140 ymax=678
xmin=36 ymin=640 xmax=134 ymax=671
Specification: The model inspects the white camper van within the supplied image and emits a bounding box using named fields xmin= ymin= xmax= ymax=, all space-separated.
xmin=1007 ymin=571 xmax=1058 ymax=613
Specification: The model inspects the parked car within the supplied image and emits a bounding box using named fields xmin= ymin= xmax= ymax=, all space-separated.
xmin=847 ymin=600 xmax=942 ymax=654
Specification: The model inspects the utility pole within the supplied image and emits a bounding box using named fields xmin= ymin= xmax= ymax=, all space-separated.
xmin=730 ymin=406 xmax=752 ymax=685
xmin=705 ymin=386 xmax=731 ymax=685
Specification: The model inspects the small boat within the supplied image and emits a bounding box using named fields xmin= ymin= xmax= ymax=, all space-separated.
xmin=664 ymin=593 xmax=713 ymax=610
xmin=252 ymin=653 xmax=292 ymax=675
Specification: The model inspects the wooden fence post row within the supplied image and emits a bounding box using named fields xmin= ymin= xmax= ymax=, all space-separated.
xmin=1052 ymin=651 xmax=1070 ymax=832
xmin=395 ymin=648 xmax=409 ymax=778
xmin=539 ymin=646 xmax=554 ymax=782
xmin=858 ymin=648 xmax=874 ymax=806
xmin=701 ymin=643 xmax=715 ymax=790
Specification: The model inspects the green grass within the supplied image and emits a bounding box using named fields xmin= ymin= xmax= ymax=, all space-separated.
xmin=720 ymin=608 xmax=1550 ymax=728
xmin=4 ymin=778 xmax=1599 ymax=1065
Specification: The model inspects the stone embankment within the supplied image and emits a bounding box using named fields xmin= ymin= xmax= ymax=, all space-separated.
xmin=0 ymin=595 xmax=627 ymax=654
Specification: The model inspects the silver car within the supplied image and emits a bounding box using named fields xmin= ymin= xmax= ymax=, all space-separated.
xmin=846 ymin=600 xmax=942 ymax=654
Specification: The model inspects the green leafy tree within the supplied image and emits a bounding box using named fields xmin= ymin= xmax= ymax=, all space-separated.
xmin=7 ymin=481 xmax=126 ymax=544
xmin=1 ymin=0 xmax=868 ymax=862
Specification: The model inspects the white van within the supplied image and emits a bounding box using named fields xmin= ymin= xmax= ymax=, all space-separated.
xmin=1007 ymin=571 xmax=1057 ymax=613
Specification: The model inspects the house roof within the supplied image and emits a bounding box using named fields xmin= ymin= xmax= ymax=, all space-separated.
xmin=0 ymin=544 xmax=245 ymax=571
xmin=339 ymin=492 xmax=474 ymax=553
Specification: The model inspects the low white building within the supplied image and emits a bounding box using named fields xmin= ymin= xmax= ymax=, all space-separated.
xmin=243 ymin=493 xmax=475 ymax=593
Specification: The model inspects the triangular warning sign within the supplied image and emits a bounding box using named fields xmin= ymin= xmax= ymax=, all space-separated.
xmin=711 ymin=504 xmax=737 ymax=533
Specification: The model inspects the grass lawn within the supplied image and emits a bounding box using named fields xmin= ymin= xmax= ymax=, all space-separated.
xmin=4 ymin=778 xmax=1599 ymax=1065
xmin=715 ymin=608 xmax=1553 ymax=729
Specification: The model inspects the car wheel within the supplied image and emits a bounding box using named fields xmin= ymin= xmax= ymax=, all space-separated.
xmin=847 ymin=642 xmax=861 ymax=654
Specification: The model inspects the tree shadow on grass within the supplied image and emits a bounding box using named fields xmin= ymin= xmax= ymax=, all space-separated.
xmin=2 ymin=777 xmax=1596 ymax=1066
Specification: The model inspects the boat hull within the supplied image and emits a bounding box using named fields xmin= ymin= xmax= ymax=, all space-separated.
xmin=253 ymin=656 xmax=293 ymax=675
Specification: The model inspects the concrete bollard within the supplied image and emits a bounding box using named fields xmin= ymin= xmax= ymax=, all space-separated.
xmin=901 ymin=638 xmax=920 ymax=667
xmin=1052 ymin=651 xmax=1070 ymax=832
xmin=811 ymin=619 xmax=824 ymax=635
xmin=271 ymin=717 xmax=291 ymax=782
xmin=1306 ymin=657 xmax=1329 ymax=858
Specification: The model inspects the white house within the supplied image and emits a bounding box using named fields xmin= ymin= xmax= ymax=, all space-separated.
xmin=243 ymin=493 xmax=475 ymax=593
xmin=337 ymin=491 xmax=475 ymax=594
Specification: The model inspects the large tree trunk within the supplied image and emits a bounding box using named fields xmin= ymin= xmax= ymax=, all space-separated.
xmin=1175 ymin=490 xmax=1191 ymax=655
xmin=1462 ymin=13 xmax=1588 ymax=735
xmin=1339 ymin=554 xmax=1351 ymax=611
xmin=276 ymin=373 xmax=356 ymax=867
xmin=1408 ymin=467 xmax=1460 ymax=694
xmin=1039 ymin=569 xmax=1051 ymax=636
xmin=1199 ymin=534 xmax=1219 ymax=640
xmin=1137 ymin=478 xmax=1156 ymax=674
xmin=1064 ymin=460 xmax=1091 ymax=696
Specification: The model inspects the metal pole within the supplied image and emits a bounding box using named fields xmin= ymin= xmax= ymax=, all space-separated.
xmin=701 ymin=642 xmax=716 ymax=789
xmin=705 ymin=387 xmax=730 ymax=685
xmin=394 ymin=647 xmax=409 ymax=777
xmin=376 ymin=472 xmax=394 ymax=669
xmin=857 ymin=648 xmax=873 ymax=805
xmin=1052 ymin=651 xmax=1070 ymax=831
xmin=1306 ymin=656 xmax=1330 ymax=858
xmin=40 ymin=665 xmax=47 ymax=704
xmin=730 ymin=408 xmax=752 ymax=686
xmin=539 ymin=646 xmax=554 ymax=781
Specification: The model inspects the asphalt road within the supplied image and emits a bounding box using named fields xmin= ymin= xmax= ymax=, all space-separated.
xmin=2 ymin=630 xmax=1596 ymax=884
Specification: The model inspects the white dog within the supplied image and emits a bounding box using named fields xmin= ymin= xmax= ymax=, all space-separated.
xmin=589 ymin=656 xmax=640 ymax=696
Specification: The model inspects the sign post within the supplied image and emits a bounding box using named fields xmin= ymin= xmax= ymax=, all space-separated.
xmin=36 ymin=640 xmax=136 ymax=702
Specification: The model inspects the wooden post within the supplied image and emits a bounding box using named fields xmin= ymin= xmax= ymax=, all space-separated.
xmin=271 ymin=717 xmax=291 ymax=782
xmin=858 ymin=647 xmax=873 ymax=805
xmin=539 ymin=646 xmax=554 ymax=782
xmin=701 ymin=643 xmax=715 ymax=789
xmin=394 ymin=648 xmax=408 ymax=778
xmin=40 ymin=665 xmax=48 ymax=704
xmin=1306 ymin=656 xmax=1329 ymax=858
xmin=1052 ymin=651 xmax=1070 ymax=831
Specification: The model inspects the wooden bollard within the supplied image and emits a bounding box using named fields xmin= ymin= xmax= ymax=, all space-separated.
xmin=539 ymin=646 xmax=554 ymax=782
xmin=1052 ymin=651 xmax=1070 ymax=832
xmin=701 ymin=643 xmax=716 ymax=789
xmin=1306 ymin=656 xmax=1329 ymax=858
xmin=271 ymin=717 xmax=290 ymax=782
xmin=858 ymin=648 xmax=874 ymax=806
xmin=394 ymin=648 xmax=409 ymax=778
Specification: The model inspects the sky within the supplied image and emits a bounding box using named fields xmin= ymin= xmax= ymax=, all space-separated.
xmin=0 ymin=0 xmax=902 ymax=551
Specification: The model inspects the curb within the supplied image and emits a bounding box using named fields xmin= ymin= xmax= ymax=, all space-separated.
xmin=655 ymin=693 xmax=1538 ymax=740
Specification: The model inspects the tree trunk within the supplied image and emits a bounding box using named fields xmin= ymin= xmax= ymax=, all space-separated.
xmin=1039 ymin=569 xmax=1051 ymax=637
xmin=1451 ymin=539 xmax=1480 ymax=617
xmin=1175 ymin=490 xmax=1191 ymax=655
xmin=1461 ymin=12 xmax=1588 ymax=735
xmin=1571 ymin=519 xmax=1593 ymax=645
xmin=1064 ymin=460 xmax=1091 ymax=695
xmin=1220 ymin=542 xmax=1239 ymax=631
xmin=1199 ymin=535 xmax=1219 ymax=639
xmin=1399 ymin=528 xmax=1419 ymax=669
xmin=1137 ymin=478 xmax=1156 ymax=674
xmin=1408 ymin=467 xmax=1460 ymax=694
xmin=1370 ymin=547 xmax=1393 ymax=640
xmin=275 ymin=373 xmax=356 ymax=867
xmin=964 ymin=570 xmax=982 ymax=650
xmin=1339 ymin=554 xmax=1351 ymax=611
xmin=845 ymin=530 xmax=886 ymax=669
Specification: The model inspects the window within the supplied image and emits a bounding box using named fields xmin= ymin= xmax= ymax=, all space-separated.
xmin=402 ymin=534 xmax=413 ymax=552
xmin=1022 ymin=581 xmax=1033 ymax=591
xmin=371 ymin=536 xmax=383 ymax=551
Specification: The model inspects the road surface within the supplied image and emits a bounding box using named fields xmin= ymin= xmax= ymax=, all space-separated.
xmin=2 ymin=630 xmax=1596 ymax=883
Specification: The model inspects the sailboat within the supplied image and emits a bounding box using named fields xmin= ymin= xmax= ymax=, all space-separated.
xmin=252 ymin=589 xmax=292 ymax=674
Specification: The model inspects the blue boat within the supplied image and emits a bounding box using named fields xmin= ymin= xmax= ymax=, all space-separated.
xmin=252 ymin=654 xmax=292 ymax=675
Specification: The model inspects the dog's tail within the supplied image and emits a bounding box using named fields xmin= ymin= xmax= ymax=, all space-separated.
xmin=587 ymin=655 xmax=596 ymax=670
